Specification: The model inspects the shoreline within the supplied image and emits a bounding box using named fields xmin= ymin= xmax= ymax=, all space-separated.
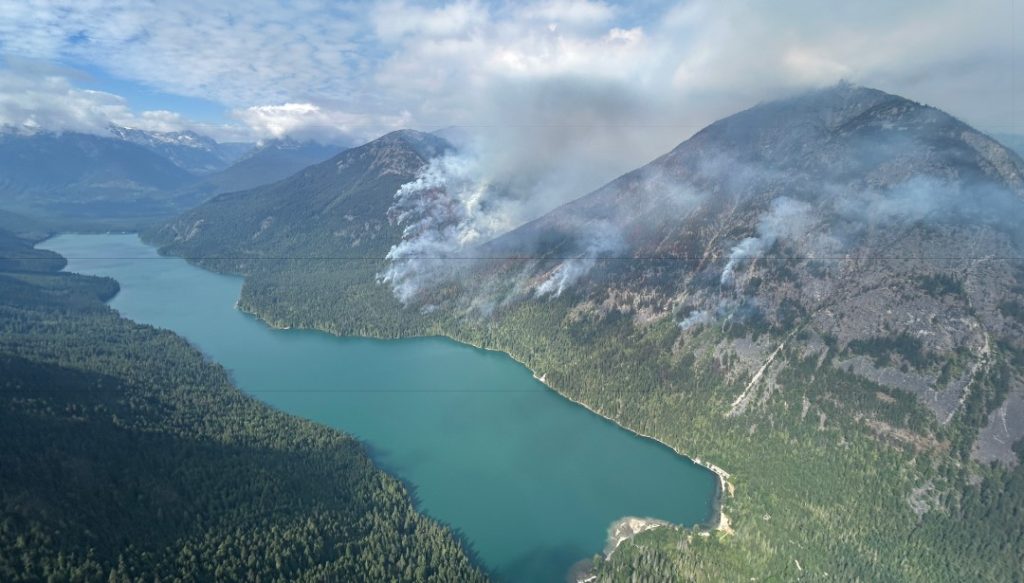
xmin=152 ymin=246 xmax=735 ymax=580
xmin=447 ymin=337 xmax=733 ymax=534
xmin=235 ymin=297 xmax=734 ymax=535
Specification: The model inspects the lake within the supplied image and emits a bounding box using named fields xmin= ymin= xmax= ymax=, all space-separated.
xmin=42 ymin=233 xmax=717 ymax=582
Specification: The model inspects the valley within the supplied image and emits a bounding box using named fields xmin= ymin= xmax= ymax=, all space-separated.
xmin=0 ymin=229 xmax=485 ymax=582
xmin=4 ymin=4 xmax=1023 ymax=581
xmin=147 ymin=85 xmax=1024 ymax=581
xmin=43 ymin=233 xmax=718 ymax=583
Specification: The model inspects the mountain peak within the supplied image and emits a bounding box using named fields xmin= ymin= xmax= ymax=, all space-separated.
xmin=683 ymin=84 xmax=921 ymax=152
xmin=492 ymin=84 xmax=1024 ymax=287
xmin=109 ymin=125 xmax=217 ymax=149
xmin=152 ymin=130 xmax=451 ymax=259
xmin=338 ymin=129 xmax=451 ymax=167
xmin=107 ymin=125 xmax=243 ymax=175
xmin=658 ymin=84 xmax=1023 ymax=195
xmin=376 ymin=129 xmax=451 ymax=153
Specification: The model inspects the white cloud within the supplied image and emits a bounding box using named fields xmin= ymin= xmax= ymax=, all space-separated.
xmin=0 ymin=0 xmax=1018 ymax=174
xmin=372 ymin=0 xmax=487 ymax=41
xmin=0 ymin=0 xmax=361 ymax=106
xmin=517 ymin=1 xmax=617 ymax=28
xmin=233 ymin=102 xmax=412 ymax=143
xmin=0 ymin=65 xmax=193 ymax=134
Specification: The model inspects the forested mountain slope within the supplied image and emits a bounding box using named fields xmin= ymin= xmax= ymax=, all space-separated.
xmin=0 ymin=130 xmax=196 ymax=224
xmin=147 ymin=129 xmax=450 ymax=323
xmin=479 ymin=84 xmax=1024 ymax=460
xmin=170 ymin=138 xmax=347 ymax=207
xmin=151 ymin=86 xmax=1024 ymax=581
xmin=0 ymin=230 xmax=485 ymax=582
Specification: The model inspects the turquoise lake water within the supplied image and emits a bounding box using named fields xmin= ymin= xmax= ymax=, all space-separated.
xmin=42 ymin=233 xmax=717 ymax=582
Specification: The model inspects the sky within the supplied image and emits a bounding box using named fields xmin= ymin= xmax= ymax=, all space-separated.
xmin=0 ymin=0 xmax=1020 ymax=197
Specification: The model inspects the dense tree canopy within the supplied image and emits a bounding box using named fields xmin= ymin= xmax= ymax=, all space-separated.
xmin=0 ymin=231 xmax=486 ymax=582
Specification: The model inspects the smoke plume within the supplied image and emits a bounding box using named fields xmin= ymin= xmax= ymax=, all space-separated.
xmin=720 ymin=196 xmax=815 ymax=286
xmin=378 ymin=154 xmax=505 ymax=303
xmin=535 ymin=220 xmax=625 ymax=297
xmin=678 ymin=309 xmax=712 ymax=331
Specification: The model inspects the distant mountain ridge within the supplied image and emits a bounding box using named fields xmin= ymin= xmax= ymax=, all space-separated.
xmin=169 ymin=137 xmax=348 ymax=207
xmin=0 ymin=129 xmax=195 ymax=224
xmin=0 ymin=125 xmax=348 ymax=227
xmin=108 ymin=125 xmax=248 ymax=174
xmin=151 ymin=129 xmax=449 ymax=258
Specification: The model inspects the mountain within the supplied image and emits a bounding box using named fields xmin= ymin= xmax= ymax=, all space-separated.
xmin=486 ymin=85 xmax=1024 ymax=363
xmin=0 ymin=130 xmax=196 ymax=225
xmin=151 ymin=129 xmax=449 ymax=260
xmin=494 ymin=84 xmax=1022 ymax=261
xmin=147 ymin=129 xmax=451 ymax=334
xmin=0 ymin=129 xmax=346 ymax=227
xmin=152 ymin=87 xmax=1024 ymax=581
xmin=213 ymin=140 xmax=254 ymax=163
xmin=171 ymin=137 xmax=348 ymax=206
xmin=0 ymin=208 xmax=49 ymax=240
xmin=480 ymin=83 xmax=1024 ymax=461
xmin=0 ymin=228 xmax=485 ymax=582
xmin=108 ymin=125 xmax=247 ymax=174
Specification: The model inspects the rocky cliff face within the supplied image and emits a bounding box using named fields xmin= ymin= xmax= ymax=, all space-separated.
xmin=154 ymin=85 xmax=1024 ymax=466
xmin=426 ymin=85 xmax=1024 ymax=464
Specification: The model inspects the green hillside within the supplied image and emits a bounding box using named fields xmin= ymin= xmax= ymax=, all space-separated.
xmin=148 ymin=88 xmax=1024 ymax=581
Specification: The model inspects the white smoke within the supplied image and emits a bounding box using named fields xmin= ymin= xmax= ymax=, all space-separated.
xmin=678 ymin=295 xmax=764 ymax=332
xmin=535 ymin=260 xmax=589 ymax=297
xmin=678 ymin=309 xmax=712 ymax=331
xmin=720 ymin=236 xmax=765 ymax=287
xmin=720 ymin=196 xmax=814 ymax=286
xmin=380 ymin=154 xmax=485 ymax=303
xmin=534 ymin=220 xmax=625 ymax=298
xmin=380 ymin=135 xmax=638 ymax=303
xmin=379 ymin=153 xmax=529 ymax=304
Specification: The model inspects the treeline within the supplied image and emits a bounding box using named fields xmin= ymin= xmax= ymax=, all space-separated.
xmin=177 ymin=254 xmax=1024 ymax=582
xmin=0 ymin=232 xmax=486 ymax=582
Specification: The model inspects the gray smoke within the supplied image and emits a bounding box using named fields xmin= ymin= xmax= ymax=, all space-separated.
xmin=678 ymin=309 xmax=712 ymax=331
xmin=378 ymin=154 xmax=504 ymax=304
xmin=677 ymin=297 xmax=761 ymax=331
xmin=535 ymin=220 xmax=625 ymax=298
xmin=720 ymin=196 xmax=815 ymax=286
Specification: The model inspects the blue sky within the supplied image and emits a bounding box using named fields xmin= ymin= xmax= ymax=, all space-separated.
xmin=0 ymin=0 xmax=1019 ymax=186
xmin=73 ymin=62 xmax=227 ymax=124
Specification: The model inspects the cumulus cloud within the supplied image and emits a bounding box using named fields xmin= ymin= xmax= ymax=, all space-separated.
xmin=0 ymin=0 xmax=1019 ymax=190
xmin=371 ymin=1 xmax=488 ymax=41
xmin=0 ymin=62 xmax=200 ymax=135
xmin=0 ymin=72 xmax=122 ymax=133
xmin=233 ymin=103 xmax=411 ymax=144
xmin=0 ymin=60 xmax=406 ymax=143
xmin=518 ymin=1 xmax=617 ymax=28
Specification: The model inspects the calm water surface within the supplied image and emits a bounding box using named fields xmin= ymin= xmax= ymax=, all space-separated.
xmin=42 ymin=233 xmax=717 ymax=583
